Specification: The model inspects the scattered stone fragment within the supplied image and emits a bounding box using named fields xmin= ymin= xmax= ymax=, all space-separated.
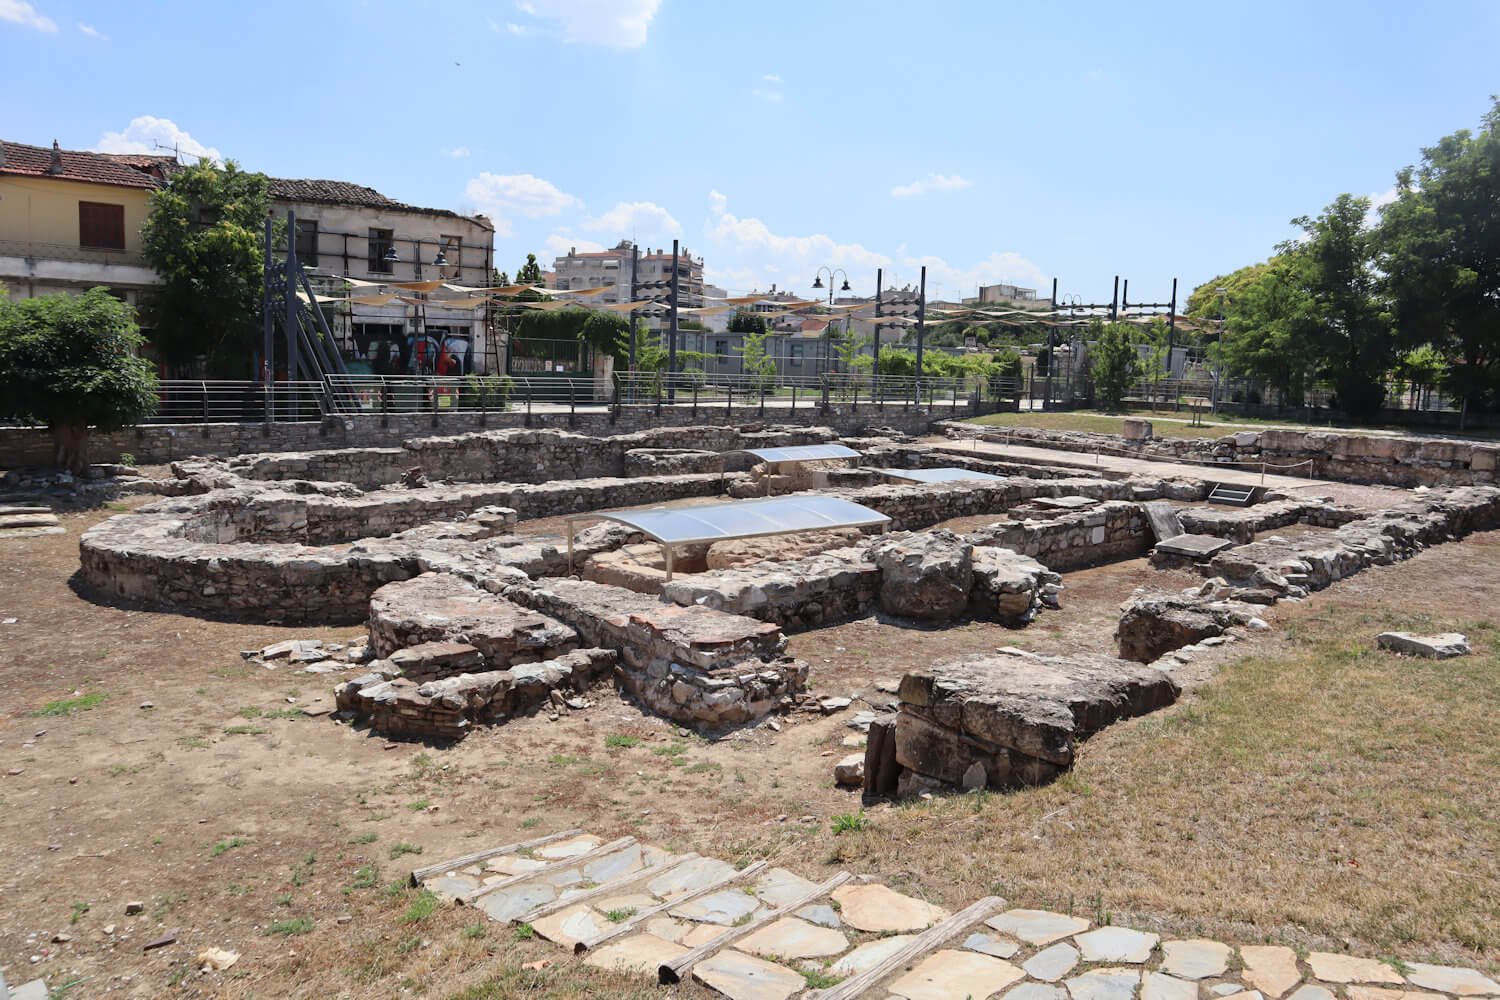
xmin=831 ymin=883 xmax=949 ymax=933
xmin=1401 ymin=964 xmax=1500 ymax=996
xmin=1160 ymin=939 xmax=1232 ymax=979
xmin=888 ymin=948 xmax=1023 ymax=1000
xmin=1075 ymin=927 xmax=1159 ymax=963
xmin=1024 ymin=942 xmax=1081 ymax=982
xmin=834 ymin=753 xmax=865 ymax=786
xmin=124 ymin=901 xmax=144 ymax=915
xmin=142 ymin=929 xmax=178 ymax=951
xmin=1067 ymin=967 xmax=1142 ymax=1000
xmin=1306 ymin=953 xmax=1404 ymax=985
xmin=198 ymin=947 xmax=239 ymax=970
xmin=985 ymin=908 xmax=1090 ymax=946
xmin=8 ymin=981 xmax=49 ymax=1000
xmin=819 ymin=696 xmax=852 ymax=713
xmin=694 ymin=949 xmax=808 ymax=1000
xmin=1239 ymin=945 xmax=1302 ymax=998
xmin=1376 ymin=631 xmax=1472 ymax=658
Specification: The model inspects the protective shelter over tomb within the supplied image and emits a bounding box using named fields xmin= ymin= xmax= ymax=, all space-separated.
xmin=565 ymin=495 xmax=890 ymax=580
xmin=875 ymin=467 xmax=1007 ymax=484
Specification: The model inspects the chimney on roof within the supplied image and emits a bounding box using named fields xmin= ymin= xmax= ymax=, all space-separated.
xmin=570 ymin=246 xmax=576 ymax=255
xmin=47 ymin=139 xmax=63 ymax=174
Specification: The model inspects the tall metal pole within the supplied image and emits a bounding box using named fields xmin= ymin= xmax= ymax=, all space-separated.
xmin=628 ymin=242 xmax=639 ymax=371
xmin=873 ymin=267 xmax=883 ymax=384
xmin=1110 ymin=275 xmax=1119 ymax=322
xmin=1166 ymin=277 xmax=1177 ymax=385
xmin=285 ymin=211 xmax=299 ymax=383
xmin=262 ymin=218 xmax=274 ymax=425
xmin=667 ymin=239 xmax=679 ymax=401
xmin=915 ymin=265 xmax=927 ymax=402
xmin=1045 ymin=279 xmax=1057 ymax=412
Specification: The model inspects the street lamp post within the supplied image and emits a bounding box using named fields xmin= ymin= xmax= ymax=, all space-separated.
xmin=1213 ymin=286 xmax=1227 ymax=413
xmin=811 ymin=266 xmax=851 ymax=378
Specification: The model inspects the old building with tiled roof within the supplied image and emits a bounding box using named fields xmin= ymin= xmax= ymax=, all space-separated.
xmin=0 ymin=139 xmax=163 ymax=305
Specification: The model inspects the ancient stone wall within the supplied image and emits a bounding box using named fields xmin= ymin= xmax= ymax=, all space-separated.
xmin=0 ymin=403 xmax=950 ymax=469
xmin=965 ymin=500 xmax=1149 ymax=571
xmin=943 ymin=422 xmax=1500 ymax=488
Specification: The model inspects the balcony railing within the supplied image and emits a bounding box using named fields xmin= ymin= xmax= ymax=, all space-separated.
xmin=0 ymin=239 xmax=148 ymax=269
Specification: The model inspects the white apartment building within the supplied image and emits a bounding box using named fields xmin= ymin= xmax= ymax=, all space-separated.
xmin=552 ymin=240 xmax=705 ymax=334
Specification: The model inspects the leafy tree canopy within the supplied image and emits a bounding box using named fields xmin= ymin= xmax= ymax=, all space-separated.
xmin=0 ymin=288 xmax=158 ymax=471
xmin=516 ymin=253 xmax=542 ymax=285
xmin=1379 ymin=96 xmax=1500 ymax=409
xmin=140 ymin=160 xmax=271 ymax=377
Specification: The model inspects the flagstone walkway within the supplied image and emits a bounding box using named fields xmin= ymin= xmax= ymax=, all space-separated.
xmin=411 ymin=829 xmax=1500 ymax=1000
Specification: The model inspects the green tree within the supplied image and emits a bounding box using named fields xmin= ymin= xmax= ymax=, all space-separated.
xmin=0 ymin=288 xmax=158 ymax=472
xmin=1380 ymin=97 xmax=1500 ymax=412
xmin=516 ymin=254 xmax=542 ymax=286
xmin=1089 ymin=319 xmax=1141 ymax=410
xmin=492 ymin=268 xmax=510 ymax=286
xmin=1280 ymin=194 xmax=1393 ymax=420
xmin=1218 ymin=259 xmax=1319 ymax=406
xmin=739 ymin=325 xmax=777 ymax=392
xmin=727 ymin=308 xmax=767 ymax=335
xmin=139 ymin=160 xmax=271 ymax=376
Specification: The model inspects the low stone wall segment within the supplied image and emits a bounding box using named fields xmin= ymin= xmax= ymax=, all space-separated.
xmin=941 ymin=421 xmax=1500 ymax=488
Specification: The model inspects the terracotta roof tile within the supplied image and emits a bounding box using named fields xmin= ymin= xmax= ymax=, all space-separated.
xmin=0 ymin=140 xmax=162 ymax=190
xmin=269 ymin=177 xmax=491 ymax=229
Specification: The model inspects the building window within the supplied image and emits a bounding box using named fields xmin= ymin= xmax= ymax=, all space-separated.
xmin=790 ymin=343 xmax=804 ymax=367
xmin=295 ymin=219 xmax=319 ymax=266
xmin=79 ymin=202 xmax=126 ymax=251
xmin=439 ymin=235 xmax=461 ymax=270
xmin=368 ymin=228 xmax=395 ymax=274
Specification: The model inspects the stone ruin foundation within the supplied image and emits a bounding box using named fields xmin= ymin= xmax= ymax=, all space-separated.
xmin=66 ymin=420 xmax=1500 ymax=797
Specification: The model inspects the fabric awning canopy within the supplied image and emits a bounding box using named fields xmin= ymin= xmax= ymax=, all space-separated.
xmin=388 ymin=279 xmax=448 ymax=292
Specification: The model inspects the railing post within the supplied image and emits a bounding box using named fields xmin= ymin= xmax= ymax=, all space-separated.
xmin=821 ymin=375 xmax=830 ymax=413
xmin=610 ymin=378 xmax=620 ymax=425
xmin=852 ymin=381 xmax=858 ymax=413
xmin=569 ymin=380 xmax=576 ymax=427
xmin=692 ymin=381 xmax=699 ymax=418
xmin=525 ymin=379 xmax=533 ymax=426
xmin=380 ymin=379 xmax=390 ymax=427
xmin=952 ymin=384 xmax=958 ymax=414
xmin=430 ymin=377 xmax=439 ymax=426
xmin=759 ymin=380 xmax=766 ymax=417
xmin=791 ymin=384 xmax=797 ymax=412
xmin=201 ymin=381 xmax=210 ymax=424
xmin=479 ymin=377 xmax=488 ymax=426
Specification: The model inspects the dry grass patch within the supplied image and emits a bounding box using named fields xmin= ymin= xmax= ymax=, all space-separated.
xmin=842 ymin=597 xmax=1500 ymax=966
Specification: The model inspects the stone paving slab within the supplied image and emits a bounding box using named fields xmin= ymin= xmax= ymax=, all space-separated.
xmin=737 ymin=916 xmax=848 ymax=960
xmin=985 ymin=909 xmax=1091 ymax=946
xmin=1076 ymin=927 xmax=1160 ymax=963
xmin=694 ymin=949 xmax=807 ymax=1000
xmin=424 ymin=829 xmax=1500 ymax=1000
xmin=583 ymin=932 xmax=687 ymax=974
xmin=1156 ymin=534 xmax=1234 ymax=559
xmin=888 ymin=948 xmax=1024 ymax=1000
xmin=832 ymin=882 xmax=950 ymax=932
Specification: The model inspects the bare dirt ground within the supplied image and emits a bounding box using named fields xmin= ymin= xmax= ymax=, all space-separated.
xmin=2 ymin=493 xmax=1497 ymax=998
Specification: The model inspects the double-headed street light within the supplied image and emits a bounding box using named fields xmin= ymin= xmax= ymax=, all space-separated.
xmin=812 ymin=267 xmax=851 ymax=375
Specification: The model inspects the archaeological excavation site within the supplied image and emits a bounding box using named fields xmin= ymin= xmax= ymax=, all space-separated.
xmin=7 ymin=416 xmax=1500 ymax=999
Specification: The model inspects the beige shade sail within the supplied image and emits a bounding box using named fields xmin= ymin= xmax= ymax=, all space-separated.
xmin=388 ymin=279 xmax=449 ymax=292
xmin=295 ymin=290 xmax=342 ymax=304
xmin=596 ymin=299 xmax=661 ymax=312
xmin=429 ymin=296 xmax=489 ymax=309
xmin=348 ymin=292 xmax=399 ymax=306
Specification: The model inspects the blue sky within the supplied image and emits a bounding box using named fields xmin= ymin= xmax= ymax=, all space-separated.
xmin=4 ymin=0 xmax=1497 ymax=304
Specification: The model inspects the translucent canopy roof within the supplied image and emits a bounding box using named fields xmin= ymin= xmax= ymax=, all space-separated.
xmin=735 ymin=444 xmax=862 ymax=464
xmin=876 ymin=467 xmax=1006 ymax=484
xmin=570 ymin=495 xmax=889 ymax=546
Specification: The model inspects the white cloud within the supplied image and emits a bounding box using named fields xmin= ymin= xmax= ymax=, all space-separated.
xmin=441 ymin=146 xmax=471 ymax=158
xmin=94 ymin=116 xmax=221 ymax=163
xmin=542 ymin=233 xmax=607 ymax=261
xmin=0 ymin=0 xmax=56 ymax=31
xmin=77 ymin=21 xmax=105 ymax=38
xmin=752 ymin=86 xmax=783 ymax=103
xmin=583 ymin=200 xmax=682 ymax=240
xmin=512 ymin=0 xmax=660 ymax=48
xmin=505 ymin=21 xmax=531 ymax=35
xmin=890 ymin=173 xmax=973 ymax=198
xmin=704 ymin=190 xmax=1046 ymax=299
xmin=763 ymin=73 xmax=781 ymax=83
xmin=464 ymin=172 xmax=582 ymax=236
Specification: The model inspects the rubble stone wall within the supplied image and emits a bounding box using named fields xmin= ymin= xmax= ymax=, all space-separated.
xmin=943 ymin=422 xmax=1500 ymax=488
xmin=965 ymin=500 xmax=1149 ymax=571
